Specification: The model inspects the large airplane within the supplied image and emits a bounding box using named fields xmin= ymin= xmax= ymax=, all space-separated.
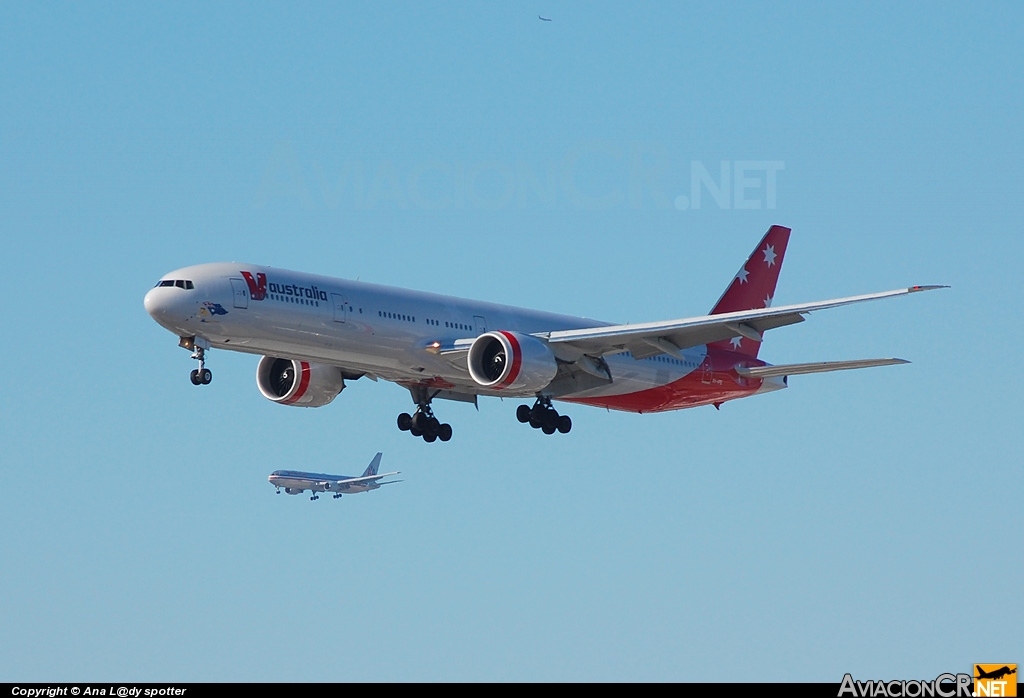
xmin=144 ymin=225 xmax=944 ymax=442
xmin=268 ymin=452 xmax=400 ymax=500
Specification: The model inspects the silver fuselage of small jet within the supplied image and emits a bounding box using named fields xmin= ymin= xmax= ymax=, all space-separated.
xmin=268 ymin=452 xmax=399 ymax=500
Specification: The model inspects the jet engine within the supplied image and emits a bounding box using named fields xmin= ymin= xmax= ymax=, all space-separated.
xmin=256 ymin=356 xmax=345 ymax=407
xmin=467 ymin=331 xmax=558 ymax=394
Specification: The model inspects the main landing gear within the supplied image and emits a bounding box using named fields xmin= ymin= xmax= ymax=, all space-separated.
xmin=397 ymin=390 xmax=453 ymax=443
xmin=397 ymin=406 xmax=453 ymax=443
xmin=188 ymin=345 xmax=212 ymax=386
xmin=517 ymin=397 xmax=572 ymax=435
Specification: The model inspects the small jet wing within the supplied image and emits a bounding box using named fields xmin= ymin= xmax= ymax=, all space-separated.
xmin=534 ymin=286 xmax=946 ymax=359
xmin=735 ymin=358 xmax=909 ymax=379
xmin=322 ymin=471 xmax=401 ymax=488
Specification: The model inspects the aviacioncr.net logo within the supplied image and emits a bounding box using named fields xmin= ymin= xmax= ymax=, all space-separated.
xmin=839 ymin=673 xmax=973 ymax=698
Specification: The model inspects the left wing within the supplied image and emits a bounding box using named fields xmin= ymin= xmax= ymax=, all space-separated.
xmin=534 ymin=286 xmax=946 ymax=360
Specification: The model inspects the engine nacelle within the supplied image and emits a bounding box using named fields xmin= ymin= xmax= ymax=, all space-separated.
xmin=256 ymin=356 xmax=345 ymax=407
xmin=467 ymin=331 xmax=558 ymax=394
xmin=285 ymin=487 xmax=303 ymax=495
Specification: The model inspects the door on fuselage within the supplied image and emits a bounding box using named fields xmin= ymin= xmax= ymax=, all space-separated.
xmin=701 ymin=356 xmax=714 ymax=384
xmin=230 ymin=278 xmax=249 ymax=309
xmin=331 ymin=293 xmax=347 ymax=323
xmin=474 ymin=315 xmax=487 ymax=334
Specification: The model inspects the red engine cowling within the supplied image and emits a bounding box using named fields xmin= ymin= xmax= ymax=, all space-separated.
xmin=467 ymin=331 xmax=558 ymax=394
xmin=256 ymin=356 xmax=345 ymax=407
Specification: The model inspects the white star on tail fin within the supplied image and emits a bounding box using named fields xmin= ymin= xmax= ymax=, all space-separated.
xmin=762 ymin=244 xmax=777 ymax=267
xmin=736 ymin=266 xmax=749 ymax=284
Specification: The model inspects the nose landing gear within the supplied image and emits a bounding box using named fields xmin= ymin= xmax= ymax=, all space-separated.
xmin=517 ymin=397 xmax=571 ymax=435
xmin=185 ymin=341 xmax=212 ymax=385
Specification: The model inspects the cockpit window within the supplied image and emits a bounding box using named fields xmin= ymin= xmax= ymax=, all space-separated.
xmin=155 ymin=279 xmax=194 ymax=289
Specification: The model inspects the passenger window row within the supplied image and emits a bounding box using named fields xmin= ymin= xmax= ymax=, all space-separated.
xmin=379 ymin=311 xmax=415 ymax=322
xmin=376 ymin=312 xmax=472 ymax=332
xmin=271 ymin=294 xmax=319 ymax=307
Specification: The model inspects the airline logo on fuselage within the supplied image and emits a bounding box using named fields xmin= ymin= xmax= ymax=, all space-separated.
xmin=241 ymin=271 xmax=328 ymax=303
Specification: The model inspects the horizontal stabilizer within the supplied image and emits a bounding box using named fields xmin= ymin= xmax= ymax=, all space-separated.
xmin=735 ymin=358 xmax=909 ymax=378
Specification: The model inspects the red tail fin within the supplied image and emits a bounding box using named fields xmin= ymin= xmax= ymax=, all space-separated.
xmin=707 ymin=225 xmax=791 ymax=358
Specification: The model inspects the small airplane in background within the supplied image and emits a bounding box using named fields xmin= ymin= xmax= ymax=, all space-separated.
xmin=269 ymin=452 xmax=400 ymax=500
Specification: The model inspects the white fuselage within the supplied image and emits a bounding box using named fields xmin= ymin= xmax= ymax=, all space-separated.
xmin=144 ymin=262 xmax=715 ymax=405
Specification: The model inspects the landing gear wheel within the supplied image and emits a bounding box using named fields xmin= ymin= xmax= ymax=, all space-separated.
xmin=189 ymin=345 xmax=211 ymax=386
xmin=529 ymin=406 xmax=545 ymax=429
xmin=403 ymin=390 xmax=451 ymax=443
xmin=522 ymin=397 xmax=573 ymax=436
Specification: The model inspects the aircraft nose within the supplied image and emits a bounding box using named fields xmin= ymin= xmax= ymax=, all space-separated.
xmin=144 ymin=287 xmax=167 ymax=319
xmin=144 ymin=286 xmax=184 ymax=324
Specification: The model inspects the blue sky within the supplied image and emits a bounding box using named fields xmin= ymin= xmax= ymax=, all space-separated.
xmin=1 ymin=1 xmax=1021 ymax=682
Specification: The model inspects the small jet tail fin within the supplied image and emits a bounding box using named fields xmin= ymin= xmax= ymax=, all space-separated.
xmin=708 ymin=225 xmax=791 ymax=358
xmin=361 ymin=452 xmax=383 ymax=478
